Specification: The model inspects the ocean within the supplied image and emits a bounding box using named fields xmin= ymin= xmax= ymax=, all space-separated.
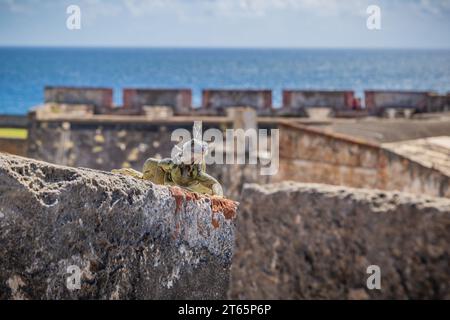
xmin=0 ymin=47 xmax=449 ymax=115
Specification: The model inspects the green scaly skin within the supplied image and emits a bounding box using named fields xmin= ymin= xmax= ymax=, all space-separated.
xmin=112 ymin=157 xmax=223 ymax=197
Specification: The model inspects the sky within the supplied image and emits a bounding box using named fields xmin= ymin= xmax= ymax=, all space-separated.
xmin=0 ymin=0 xmax=450 ymax=48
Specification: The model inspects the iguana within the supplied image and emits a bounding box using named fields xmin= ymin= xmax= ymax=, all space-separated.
xmin=112 ymin=139 xmax=223 ymax=196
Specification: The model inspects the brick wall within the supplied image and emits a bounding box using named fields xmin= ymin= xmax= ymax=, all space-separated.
xmin=275 ymin=122 xmax=450 ymax=198
xmin=202 ymin=90 xmax=272 ymax=114
xmin=364 ymin=90 xmax=429 ymax=113
xmin=281 ymin=90 xmax=355 ymax=114
xmin=44 ymin=86 xmax=113 ymax=113
xmin=123 ymin=89 xmax=192 ymax=114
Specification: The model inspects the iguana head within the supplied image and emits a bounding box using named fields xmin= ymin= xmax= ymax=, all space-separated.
xmin=176 ymin=138 xmax=208 ymax=165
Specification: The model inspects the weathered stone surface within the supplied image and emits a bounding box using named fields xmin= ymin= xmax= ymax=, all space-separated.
xmin=277 ymin=122 xmax=450 ymax=198
xmin=230 ymin=182 xmax=450 ymax=299
xmin=0 ymin=153 xmax=237 ymax=300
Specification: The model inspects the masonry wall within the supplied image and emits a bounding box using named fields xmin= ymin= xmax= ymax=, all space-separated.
xmin=281 ymin=90 xmax=354 ymax=113
xmin=202 ymin=90 xmax=272 ymax=114
xmin=27 ymin=115 xmax=232 ymax=179
xmin=276 ymin=123 xmax=450 ymax=198
xmin=44 ymin=87 xmax=113 ymax=113
xmin=27 ymin=119 xmax=217 ymax=171
xmin=0 ymin=153 xmax=237 ymax=299
xmin=230 ymin=182 xmax=450 ymax=299
xmin=209 ymin=123 xmax=450 ymax=200
xmin=123 ymin=89 xmax=192 ymax=114
xmin=0 ymin=138 xmax=27 ymax=156
xmin=427 ymin=93 xmax=449 ymax=113
xmin=365 ymin=91 xmax=429 ymax=113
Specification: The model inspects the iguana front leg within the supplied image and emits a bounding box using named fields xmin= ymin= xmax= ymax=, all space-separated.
xmin=113 ymin=158 xmax=174 ymax=185
xmin=187 ymin=171 xmax=223 ymax=196
xmin=142 ymin=158 xmax=172 ymax=184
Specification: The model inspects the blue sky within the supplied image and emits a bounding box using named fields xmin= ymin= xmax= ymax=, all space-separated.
xmin=0 ymin=0 xmax=450 ymax=48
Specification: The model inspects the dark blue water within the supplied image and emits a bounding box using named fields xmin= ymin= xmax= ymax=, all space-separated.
xmin=1 ymin=47 xmax=449 ymax=114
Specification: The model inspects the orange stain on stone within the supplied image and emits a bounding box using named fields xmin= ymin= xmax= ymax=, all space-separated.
xmin=169 ymin=186 xmax=238 ymax=229
xmin=210 ymin=196 xmax=238 ymax=220
xmin=211 ymin=217 xmax=220 ymax=229
xmin=169 ymin=186 xmax=185 ymax=213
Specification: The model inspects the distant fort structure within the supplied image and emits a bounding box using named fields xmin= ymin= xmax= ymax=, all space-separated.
xmin=38 ymin=86 xmax=450 ymax=118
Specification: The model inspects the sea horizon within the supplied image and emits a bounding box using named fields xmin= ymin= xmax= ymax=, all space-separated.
xmin=1 ymin=46 xmax=449 ymax=115
xmin=2 ymin=45 xmax=450 ymax=50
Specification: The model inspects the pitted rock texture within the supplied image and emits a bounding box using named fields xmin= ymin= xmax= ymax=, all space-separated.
xmin=230 ymin=181 xmax=450 ymax=299
xmin=0 ymin=153 xmax=237 ymax=300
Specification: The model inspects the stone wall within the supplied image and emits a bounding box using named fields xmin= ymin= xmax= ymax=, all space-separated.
xmin=123 ymin=89 xmax=192 ymax=115
xmin=275 ymin=122 xmax=450 ymax=198
xmin=27 ymin=115 xmax=230 ymax=171
xmin=230 ymin=182 xmax=450 ymax=299
xmin=0 ymin=153 xmax=237 ymax=299
xmin=427 ymin=93 xmax=449 ymax=113
xmin=211 ymin=121 xmax=450 ymax=200
xmin=27 ymin=87 xmax=450 ymax=118
xmin=44 ymin=87 xmax=113 ymax=113
xmin=365 ymin=90 xmax=429 ymax=113
xmin=0 ymin=138 xmax=27 ymax=156
xmin=280 ymin=90 xmax=354 ymax=116
xmin=201 ymin=90 xmax=272 ymax=114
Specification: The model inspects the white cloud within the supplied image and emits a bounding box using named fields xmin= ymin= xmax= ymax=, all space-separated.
xmin=2 ymin=0 xmax=449 ymax=19
xmin=122 ymin=0 xmax=171 ymax=16
xmin=419 ymin=0 xmax=450 ymax=15
xmin=113 ymin=0 xmax=369 ymax=18
xmin=1 ymin=0 xmax=40 ymax=13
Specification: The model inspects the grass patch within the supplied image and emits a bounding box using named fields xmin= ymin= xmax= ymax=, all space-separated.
xmin=0 ymin=128 xmax=28 ymax=139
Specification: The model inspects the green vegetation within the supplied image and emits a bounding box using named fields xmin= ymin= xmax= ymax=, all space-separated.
xmin=0 ymin=128 xmax=28 ymax=139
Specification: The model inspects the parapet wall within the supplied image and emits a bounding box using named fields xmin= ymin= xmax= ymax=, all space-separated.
xmin=26 ymin=115 xmax=232 ymax=173
xmin=365 ymin=90 xmax=429 ymax=113
xmin=202 ymin=90 xmax=272 ymax=113
xmin=276 ymin=122 xmax=450 ymax=198
xmin=123 ymin=89 xmax=192 ymax=114
xmin=35 ymin=87 xmax=450 ymax=117
xmin=281 ymin=90 xmax=355 ymax=115
xmin=0 ymin=153 xmax=237 ymax=299
xmin=230 ymin=182 xmax=450 ymax=299
xmin=44 ymin=86 xmax=113 ymax=113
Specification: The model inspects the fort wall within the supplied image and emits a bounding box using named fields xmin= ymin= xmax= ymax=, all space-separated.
xmin=17 ymin=87 xmax=450 ymax=118
xmin=0 ymin=153 xmax=237 ymax=299
xmin=275 ymin=122 xmax=450 ymax=198
xmin=123 ymin=88 xmax=192 ymax=114
xmin=230 ymin=182 xmax=450 ymax=299
xmin=280 ymin=90 xmax=355 ymax=116
xmin=44 ymin=86 xmax=113 ymax=114
xmin=201 ymin=89 xmax=272 ymax=114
